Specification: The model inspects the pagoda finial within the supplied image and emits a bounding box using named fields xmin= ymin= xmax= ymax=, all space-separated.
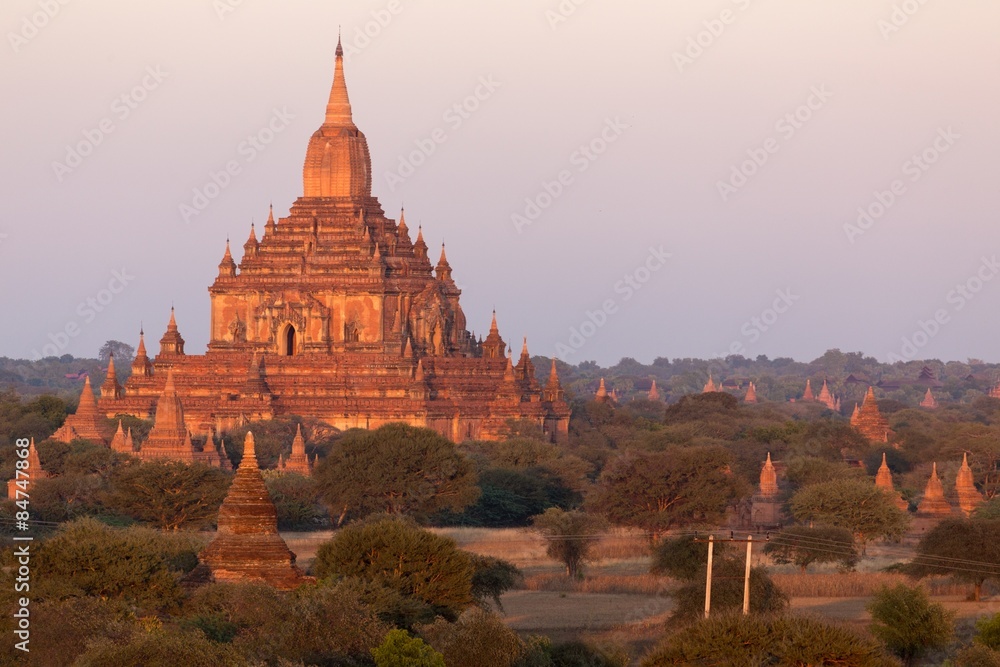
xmin=489 ymin=310 xmax=499 ymax=333
xmin=326 ymin=33 xmax=354 ymax=127
xmin=549 ymin=358 xmax=560 ymax=383
xmin=521 ymin=337 xmax=529 ymax=357
xmin=398 ymin=207 xmax=408 ymax=234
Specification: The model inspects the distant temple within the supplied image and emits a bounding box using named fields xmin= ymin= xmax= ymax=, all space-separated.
xmin=744 ymin=381 xmax=758 ymax=404
xmin=816 ymin=380 xmax=837 ymax=410
xmin=57 ymin=37 xmax=569 ymax=449
xmin=6 ymin=439 xmax=47 ymax=499
xmin=595 ymin=378 xmax=609 ymax=402
xmin=280 ymin=424 xmax=311 ymax=475
xmin=53 ymin=376 xmax=107 ymax=444
xmin=751 ymin=453 xmax=782 ymax=527
xmin=916 ymin=463 xmax=953 ymax=518
xmin=874 ymin=453 xmax=907 ymax=511
xmin=851 ymin=387 xmax=889 ymax=443
xmin=802 ymin=379 xmax=815 ymax=401
xmin=702 ymin=374 xmax=718 ymax=393
xmin=920 ymin=388 xmax=938 ymax=409
xmin=648 ymin=379 xmax=661 ymax=402
xmin=193 ymin=432 xmax=311 ymax=589
xmin=956 ymin=453 xmax=983 ymax=516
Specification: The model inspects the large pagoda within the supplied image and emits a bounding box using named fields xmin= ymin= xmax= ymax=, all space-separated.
xmin=85 ymin=37 xmax=569 ymax=445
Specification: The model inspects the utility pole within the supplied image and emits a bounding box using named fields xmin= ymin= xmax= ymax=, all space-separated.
xmin=743 ymin=535 xmax=753 ymax=615
xmin=693 ymin=533 xmax=766 ymax=619
xmin=704 ymin=535 xmax=714 ymax=619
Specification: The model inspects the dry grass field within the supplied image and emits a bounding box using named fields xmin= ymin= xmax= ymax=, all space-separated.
xmin=281 ymin=526 xmax=1000 ymax=662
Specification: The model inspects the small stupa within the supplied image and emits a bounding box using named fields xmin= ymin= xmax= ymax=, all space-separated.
xmin=920 ymin=388 xmax=938 ymax=409
xmin=874 ymin=453 xmax=908 ymax=511
xmin=916 ymin=463 xmax=954 ymax=517
xmin=282 ymin=424 xmax=310 ymax=475
xmin=196 ymin=432 xmax=310 ymax=589
xmin=751 ymin=453 xmax=781 ymax=526
xmin=6 ymin=439 xmax=48 ymax=499
xmin=955 ymin=453 xmax=983 ymax=516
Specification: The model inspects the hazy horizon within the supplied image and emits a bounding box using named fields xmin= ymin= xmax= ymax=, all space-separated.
xmin=2 ymin=1 xmax=999 ymax=367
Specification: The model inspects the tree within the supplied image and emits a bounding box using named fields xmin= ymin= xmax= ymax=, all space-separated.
xmin=102 ymin=460 xmax=231 ymax=530
xmin=98 ymin=340 xmax=135 ymax=366
xmin=763 ymin=525 xmax=859 ymax=572
xmin=469 ymin=554 xmax=522 ymax=611
xmin=640 ymin=613 xmax=899 ymax=666
xmin=867 ymin=584 xmax=953 ymax=667
xmin=906 ymin=518 xmax=1000 ymax=601
xmin=182 ymin=581 xmax=388 ymax=663
xmin=589 ymin=446 xmax=746 ymax=539
xmin=669 ymin=559 xmax=788 ymax=622
xmin=789 ymin=478 xmax=910 ymax=552
xmin=651 ymin=535 xmax=721 ymax=581
xmin=313 ymin=515 xmax=475 ymax=620
xmin=74 ymin=629 xmax=245 ymax=667
xmin=419 ymin=608 xmax=526 ymax=667
xmin=33 ymin=518 xmax=196 ymax=611
xmin=531 ymin=508 xmax=606 ymax=578
xmin=261 ymin=469 xmax=327 ymax=530
xmin=976 ymin=612 xmax=1000 ymax=650
xmin=373 ymin=629 xmax=446 ymax=667
xmin=314 ymin=424 xmax=479 ymax=522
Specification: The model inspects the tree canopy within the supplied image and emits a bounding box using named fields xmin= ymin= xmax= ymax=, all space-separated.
xmin=313 ymin=423 xmax=479 ymax=522
xmin=589 ymin=446 xmax=746 ymax=538
xmin=313 ymin=515 xmax=475 ymax=621
xmin=789 ymin=478 xmax=910 ymax=550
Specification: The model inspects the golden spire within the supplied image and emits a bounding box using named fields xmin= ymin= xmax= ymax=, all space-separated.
xmin=325 ymin=34 xmax=355 ymax=128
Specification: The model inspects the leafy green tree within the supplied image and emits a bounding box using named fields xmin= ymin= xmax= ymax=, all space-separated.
xmin=763 ymin=525 xmax=859 ymax=572
xmin=590 ymin=446 xmax=746 ymax=539
xmin=640 ymin=613 xmax=898 ymax=666
xmin=905 ymin=518 xmax=1000 ymax=601
xmin=418 ymin=608 xmax=526 ymax=667
xmin=314 ymin=424 xmax=479 ymax=522
xmin=102 ymin=459 xmax=231 ymax=530
xmin=98 ymin=340 xmax=135 ymax=366
xmin=669 ymin=559 xmax=788 ymax=622
xmin=182 ymin=581 xmax=388 ymax=663
xmin=33 ymin=518 xmax=196 ymax=611
xmin=977 ymin=613 xmax=1000 ymax=650
xmin=531 ymin=508 xmax=606 ymax=578
xmin=867 ymin=584 xmax=953 ymax=667
xmin=651 ymin=535 xmax=724 ymax=581
xmin=313 ymin=515 xmax=475 ymax=620
xmin=75 ymin=629 xmax=245 ymax=667
xmin=261 ymin=469 xmax=327 ymax=530
xmin=790 ymin=478 xmax=910 ymax=552
xmin=373 ymin=629 xmax=446 ymax=667
xmin=469 ymin=554 xmax=521 ymax=611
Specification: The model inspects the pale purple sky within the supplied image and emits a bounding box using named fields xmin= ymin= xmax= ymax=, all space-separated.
xmin=2 ymin=1 xmax=999 ymax=366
